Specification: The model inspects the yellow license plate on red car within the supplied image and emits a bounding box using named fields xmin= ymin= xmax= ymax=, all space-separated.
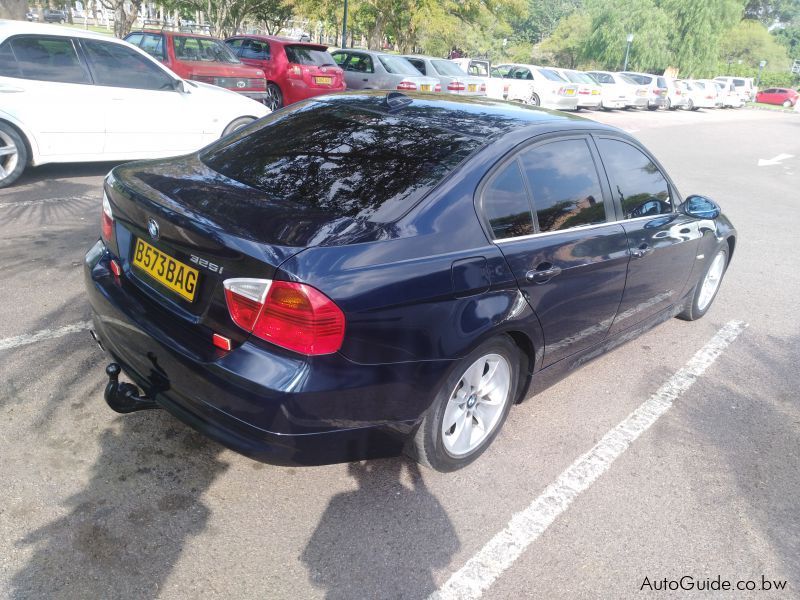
xmin=133 ymin=238 xmax=199 ymax=302
xmin=315 ymin=76 xmax=333 ymax=85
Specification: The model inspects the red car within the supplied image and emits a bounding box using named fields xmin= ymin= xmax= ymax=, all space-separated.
xmin=755 ymin=87 xmax=798 ymax=108
xmin=224 ymin=35 xmax=345 ymax=110
xmin=125 ymin=30 xmax=268 ymax=103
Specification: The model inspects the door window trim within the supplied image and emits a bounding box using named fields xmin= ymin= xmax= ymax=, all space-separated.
xmin=3 ymin=34 xmax=93 ymax=85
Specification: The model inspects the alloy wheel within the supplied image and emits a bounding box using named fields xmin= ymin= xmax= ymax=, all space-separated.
xmin=0 ymin=130 xmax=20 ymax=184
xmin=697 ymin=251 xmax=726 ymax=311
xmin=441 ymin=353 xmax=511 ymax=457
xmin=264 ymin=85 xmax=282 ymax=111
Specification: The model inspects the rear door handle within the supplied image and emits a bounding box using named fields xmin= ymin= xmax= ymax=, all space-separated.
xmin=631 ymin=243 xmax=653 ymax=258
xmin=526 ymin=263 xmax=562 ymax=284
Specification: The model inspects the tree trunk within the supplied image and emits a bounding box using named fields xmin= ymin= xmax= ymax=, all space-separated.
xmin=0 ymin=0 xmax=27 ymax=20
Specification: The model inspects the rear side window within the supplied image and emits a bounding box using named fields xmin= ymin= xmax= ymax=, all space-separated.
xmin=538 ymin=68 xmax=565 ymax=82
xmin=82 ymin=39 xmax=173 ymax=90
xmin=592 ymin=73 xmax=614 ymax=84
xmin=285 ymin=45 xmax=334 ymax=66
xmin=596 ymin=138 xmax=672 ymax=218
xmin=432 ymin=59 xmax=466 ymax=77
xmin=332 ymin=51 xmax=348 ymax=66
xmin=405 ymin=58 xmax=426 ymax=75
xmin=200 ymin=103 xmax=482 ymax=223
xmin=520 ymin=139 xmax=607 ymax=233
xmin=344 ymin=53 xmax=373 ymax=73
xmin=7 ymin=36 xmax=89 ymax=84
xmin=483 ymin=161 xmax=534 ymax=240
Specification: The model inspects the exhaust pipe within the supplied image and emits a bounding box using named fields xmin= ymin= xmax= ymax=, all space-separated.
xmin=104 ymin=363 xmax=161 ymax=413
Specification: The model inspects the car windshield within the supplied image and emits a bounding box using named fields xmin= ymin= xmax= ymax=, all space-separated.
xmin=200 ymin=102 xmax=483 ymax=223
xmin=538 ymin=68 xmax=566 ymax=82
xmin=432 ymin=59 xmax=467 ymax=77
xmin=285 ymin=45 xmax=336 ymax=66
xmin=378 ymin=54 xmax=420 ymax=75
xmin=174 ymin=36 xmax=240 ymax=63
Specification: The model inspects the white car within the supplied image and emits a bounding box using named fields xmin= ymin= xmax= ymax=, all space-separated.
xmin=551 ymin=68 xmax=603 ymax=109
xmin=714 ymin=76 xmax=755 ymax=102
xmin=403 ymin=55 xmax=486 ymax=96
xmin=585 ymin=71 xmax=638 ymax=110
xmin=492 ymin=63 xmax=578 ymax=110
xmin=0 ymin=20 xmax=269 ymax=188
xmin=450 ymin=58 xmax=508 ymax=100
xmin=678 ymin=80 xmax=716 ymax=110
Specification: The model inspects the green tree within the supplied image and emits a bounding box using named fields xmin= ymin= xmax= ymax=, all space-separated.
xmin=512 ymin=0 xmax=582 ymax=44
xmin=538 ymin=12 xmax=591 ymax=68
xmin=744 ymin=0 xmax=800 ymax=26
xmin=773 ymin=24 xmax=800 ymax=59
xmin=719 ymin=19 xmax=792 ymax=71
xmin=661 ymin=0 xmax=742 ymax=76
xmin=582 ymin=0 xmax=671 ymax=72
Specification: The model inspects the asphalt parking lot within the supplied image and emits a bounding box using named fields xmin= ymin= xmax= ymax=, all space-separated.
xmin=1 ymin=106 xmax=798 ymax=599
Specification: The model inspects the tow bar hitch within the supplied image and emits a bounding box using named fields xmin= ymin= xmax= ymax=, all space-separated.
xmin=104 ymin=363 xmax=160 ymax=413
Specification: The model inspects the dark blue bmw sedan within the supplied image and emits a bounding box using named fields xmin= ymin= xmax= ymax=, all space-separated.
xmin=85 ymin=92 xmax=735 ymax=471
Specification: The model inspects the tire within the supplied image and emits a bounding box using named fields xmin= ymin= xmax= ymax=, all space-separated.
xmin=686 ymin=99 xmax=694 ymax=111
xmin=783 ymin=99 xmax=792 ymax=108
xmin=666 ymin=97 xmax=674 ymax=110
xmin=408 ymin=336 xmax=522 ymax=472
xmin=678 ymin=246 xmax=728 ymax=321
xmin=527 ymin=93 xmax=540 ymax=107
xmin=264 ymin=83 xmax=283 ymax=111
xmin=647 ymin=104 xmax=658 ymax=111
xmin=0 ymin=122 xmax=27 ymax=190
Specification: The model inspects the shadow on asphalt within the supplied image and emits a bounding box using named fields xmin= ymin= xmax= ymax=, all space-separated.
xmin=301 ymin=458 xmax=459 ymax=599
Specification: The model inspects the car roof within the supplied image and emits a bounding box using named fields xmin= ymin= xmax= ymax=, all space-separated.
xmin=0 ymin=19 xmax=120 ymax=42
xmin=136 ymin=29 xmax=219 ymax=39
xmin=225 ymin=34 xmax=327 ymax=48
xmin=316 ymin=91 xmax=618 ymax=141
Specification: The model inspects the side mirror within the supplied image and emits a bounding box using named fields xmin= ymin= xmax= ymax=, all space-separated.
xmin=173 ymin=79 xmax=190 ymax=94
xmin=682 ymin=195 xmax=720 ymax=219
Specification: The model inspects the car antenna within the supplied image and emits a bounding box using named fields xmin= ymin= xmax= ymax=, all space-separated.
xmin=384 ymin=91 xmax=413 ymax=111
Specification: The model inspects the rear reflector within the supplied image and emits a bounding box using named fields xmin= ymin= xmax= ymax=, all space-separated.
xmin=223 ymin=278 xmax=345 ymax=355
xmin=212 ymin=333 xmax=232 ymax=351
xmin=109 ymin=259 xmax=122 ymax=278
xmin=434 ymin=82 xmax=442 ymax=92
xmin=101 ymin=191 xmax=114 ymax=245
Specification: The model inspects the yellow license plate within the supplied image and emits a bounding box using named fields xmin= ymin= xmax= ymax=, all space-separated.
xmin=592 ymin=89 xmax=600 ymax=95
xmin=468 ymin=84 xmax=477 ymax=92
xmin=565 ymin=89 xmax=575 ymax=96
xmin=420 ymin=84 xmax=431 ymax=92
xmin=314 ymin=76 xmax=333 ymax=85
xmin=133 ymin=238 xmax=199 ymax=302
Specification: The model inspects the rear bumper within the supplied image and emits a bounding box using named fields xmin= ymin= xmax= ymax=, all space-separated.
xmin=577 ymin=95 xmax=602 ymax=108
xmin=84 ymin=242 xmax=449 ymax=465
xmin=648 ymin=97 xmax=666 ymax=108
xmin=627 ymin=97 xmax=649 ymax=108
xmin=542 ymin=96 xmax=579 ymax=110
xmin=283 ymin=81 xmax=347 ymax=105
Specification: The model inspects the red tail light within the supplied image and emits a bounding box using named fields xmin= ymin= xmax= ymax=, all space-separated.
xmin=434 ymin=83 xmax=442 ymax=92
xmin=101 ymin=191 xmax=114 ymax=244
xmin=480 ymin=83 xmax=486 ymax=92
xmin=189 ymin=74 xmax=215 ymax=84
xmin=396 ymin=80 xmax=417 ymax=91
xmin=223 ymin=278 xmax=345 ymax=355
xmin=287 ymin=64 xmax=303 ymax=79
xmin=447 ymin=81 xmax=466 ymax=91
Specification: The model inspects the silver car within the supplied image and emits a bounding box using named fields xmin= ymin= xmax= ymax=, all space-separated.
xmin=401 ymin=55 xmax=486 ymax=95
xmin=331 ymin=49 xmax=439 ymax=93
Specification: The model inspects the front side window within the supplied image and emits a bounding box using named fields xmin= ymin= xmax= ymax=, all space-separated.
xmin=520 ymin=139 xmax=607 ymax=233
xmin=83 ymin=39 xmax=173 ymax=90
xmin=405 ymin=58 xmax=426 ymax=75
xmin=596 ymin=138 xmax=672 ymax=219
xmin=483 ymin=160 xmax=534 ymax=240
xmin=138 ymin=33 xmax=165 ymax=60
xmin=8 ymin=36 xmax=89 ymax=84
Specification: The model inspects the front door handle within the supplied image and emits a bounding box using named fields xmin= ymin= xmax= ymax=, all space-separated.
xmin=631 ymin=243 xmax=654 ymax=259
xmin=526 ymin=263 xmax=562 ymax=284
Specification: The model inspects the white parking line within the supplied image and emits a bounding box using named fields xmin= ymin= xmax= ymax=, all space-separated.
xmin=431 ymin=319 xmax=747 ymax=600
xmin=0 ymin=321 xmax=92 ymax=351
xmin=0 ymin=195 xmax=95 ymax=209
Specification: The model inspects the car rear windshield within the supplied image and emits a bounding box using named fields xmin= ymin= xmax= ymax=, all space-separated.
xmin=432 ymin=59 xmax=467 ymax=77
xmin=378 ymin=54 xmax=420 ymax=75
xmin=174 ymin=36 xmax=239 ymax=63
xmin=284 ymin=44 xmax=335 ymax=66
xmin=538 ymin=68 xmax=565 ymax=82
xmin=200 ymin=102 xmax=482 ymax=223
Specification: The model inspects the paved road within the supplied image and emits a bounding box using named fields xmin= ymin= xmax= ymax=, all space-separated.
xmin=1 ymin=107 xmax=798 ymax=599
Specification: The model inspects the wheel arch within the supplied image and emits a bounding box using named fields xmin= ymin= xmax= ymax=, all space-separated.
xmin=504 ymin=329 xmax=536 ymax=404
xmin=0 ymin=116 xmax=38 ymax=166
